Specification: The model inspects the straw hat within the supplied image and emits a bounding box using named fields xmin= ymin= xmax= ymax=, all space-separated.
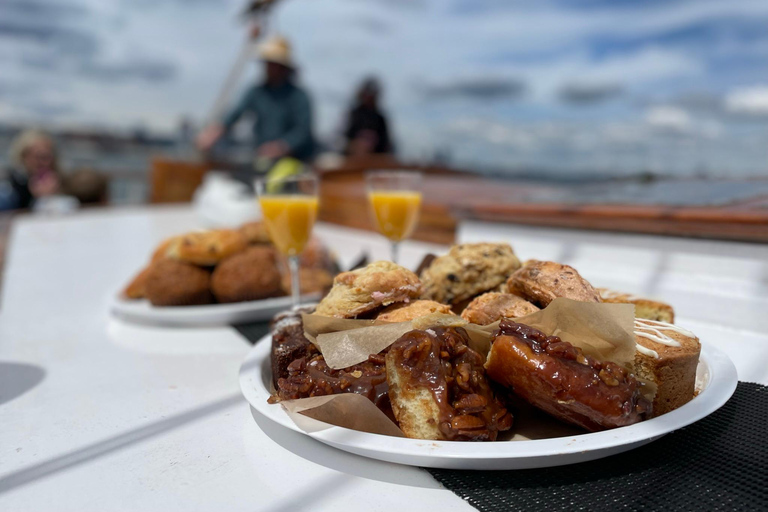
xmin=258 ymin=36 xmax=295 ymax=68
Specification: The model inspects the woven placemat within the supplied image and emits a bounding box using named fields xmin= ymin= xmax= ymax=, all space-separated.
xmin=428 ymin=382 xmax=767 ymax=512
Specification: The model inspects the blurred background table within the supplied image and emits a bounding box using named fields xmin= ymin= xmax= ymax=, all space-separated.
xmin=1 ymin=205 xmax=767 ymax=511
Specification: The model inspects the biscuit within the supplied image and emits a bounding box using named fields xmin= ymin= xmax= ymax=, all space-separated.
xmin=376 ymin=300 xmax=452 ymax=323
xmin=506 ymin=260 xmax=601 ymax=307
xmin=164 ymin=229 xmax=247 ymax=266
xmin=314 ymin=261 xmax=421 ymax=318
xmin=460 ymin=292 xmax=539 ymax=325
xmin=211 ymin=246 xmax=284 ymax=303
xmin=420 ymin=243 xmax=521 ymax=307
xmin=145 ymin=259 xmax=213 ymax=306
xmin=598 ymin=288 xmax=675 ymax=323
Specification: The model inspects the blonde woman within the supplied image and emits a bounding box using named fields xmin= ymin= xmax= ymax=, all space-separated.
xmin=2 ymin=129 xmax=61 ymax=210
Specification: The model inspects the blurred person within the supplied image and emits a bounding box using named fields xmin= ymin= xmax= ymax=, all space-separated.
xmin=344 ymin=77 xmax=394 ymax=156
xmin=1 ymin=129 xmax=61 ymax=211
xmin=196 ymin=36 xmax=315 ymax=167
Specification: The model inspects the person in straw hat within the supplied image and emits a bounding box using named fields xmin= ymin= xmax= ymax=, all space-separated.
xmin=197 ymin=35 xmax=315 ymax=163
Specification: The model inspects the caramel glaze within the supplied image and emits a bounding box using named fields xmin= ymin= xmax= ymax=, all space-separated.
xmin=486 ymin=321 xmax=651 ymax=432
xmin=272 ymin=351 xmax=394 ymax=422
xmin=388 ymin=327 xmax=513 ymax=441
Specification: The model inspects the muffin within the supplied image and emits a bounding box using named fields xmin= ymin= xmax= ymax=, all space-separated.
xmin=145 ymin=259 xmax=213 ymax=306
xmin=420 ymin=243 xmax=521 ymax=307
xmin=314 ymin=261 xmax=421 ymax=318
xmin=460 ymin=292 xmax=539 ymax=325
xmin=280 ymin=266 xmax=335 ymax=296
xmin=211 ymin=246 xmax=284 ymax=303
xmin=376 ymin=300 xmax=452 ymax=323
xmin=123 ymin=265 xmax=152 ymax=299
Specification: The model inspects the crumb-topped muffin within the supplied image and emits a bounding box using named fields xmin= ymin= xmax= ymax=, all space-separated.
xmin=314 ymin=261 xmax=421 ymax=318
xmin=145 ymin=259 xmax=213 ymax=306
xmin=211 ymin=246 xmax=283 ymax=303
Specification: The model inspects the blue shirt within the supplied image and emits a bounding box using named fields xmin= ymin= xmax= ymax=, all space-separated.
xmin=223 ymin=81 xmax=315 ymax=161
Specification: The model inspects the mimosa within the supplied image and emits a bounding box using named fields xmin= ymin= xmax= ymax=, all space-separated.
xmin=368 ymin=191 xmax=421 ymax=242
xmin=259 ymin=195 xmax=319 ymax=256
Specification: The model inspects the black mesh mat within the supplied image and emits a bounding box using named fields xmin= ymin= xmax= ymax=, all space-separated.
xmin=427 ymin=382 xmax=768 ymax=512
xmin=234 ymin=327 xmax=766 ymax=511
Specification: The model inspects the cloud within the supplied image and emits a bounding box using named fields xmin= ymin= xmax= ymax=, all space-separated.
xmin=645 ymin=105 xmax=691 ymax=132
xmin=558 ymin=82 xmax=623 ymax=104
xmin=725 ymin=86 xmax=768 ymax=117
xmin=419 ymin=77 xmax=526 ymax=101
xmin=78 ymin=59 xmax=177 ymax=82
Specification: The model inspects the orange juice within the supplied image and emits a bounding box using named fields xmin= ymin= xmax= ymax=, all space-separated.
xmin=259 ymin=195 xmax=319 ymax=256
xmin=368 ymin=191 xmax=421 ymax=242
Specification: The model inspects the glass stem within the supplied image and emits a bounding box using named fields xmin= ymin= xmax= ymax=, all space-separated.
xmin=390 ymin=241 xmax=400 ymax=265
xmin=288 ymin=255 xmax=301 ymax=309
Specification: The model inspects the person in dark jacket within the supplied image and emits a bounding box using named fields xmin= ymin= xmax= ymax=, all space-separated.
xmin=0 ymin=130 xmax=61 ymax=211
xmin=344 ymin=78 xmax=394 ymax=156
xmin=196 ymin=36 xmax=315 ymax=163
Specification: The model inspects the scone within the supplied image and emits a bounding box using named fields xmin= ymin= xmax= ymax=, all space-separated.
xmin=420 ymin=243 xmax=522 ymax=307
xmin=376 ymin=300 xmax=452 ymax=323
xmin=211 ymin=246 xmax=283 ymax=303
xmin=461 ymin=292 xmax=539 ymax=325
xmin=314 ymin=261 xmax=421 ymax=318
xmin=386 ymin=326 xmax=512 ymax=440
xmin=163 ymin=229 xmax=247 ymax=266
xmin=145 ymin=259 xmax=213 ymax=306
xmin=633 ymin=318 xmax=701 ymax=417
xmin=506 ymin=260 xmax=601 ymax=307
xmin=239 ymin=221 xmax=272 ymax=245
xmin=151 ymin=236 xmax=181 ymax=262
xmin=599 ymin=288 xmax=675 ymax=323
xmin=123 ymin=265 xmax=152 ymax=299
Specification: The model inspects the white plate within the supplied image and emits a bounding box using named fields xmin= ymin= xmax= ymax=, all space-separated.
xmin=111 ymin=294 xmax=319 ymax=327
xmin=239 ymin=335 xmax=737 ymax=470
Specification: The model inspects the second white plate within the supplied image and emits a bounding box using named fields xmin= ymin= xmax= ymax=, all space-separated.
xmin=240 ymin=334 xmax=738 ymax=470
xmin=111 ymin=294 xmax=319 ymax=327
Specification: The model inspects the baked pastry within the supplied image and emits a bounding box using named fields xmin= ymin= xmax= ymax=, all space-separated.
xmin=486 ymin=320 xmax=651 ymax=431
xmin=314 ymin=261 xmax=421 ymax=318
xmin=163 ymin=229 xmax=247 ymax=266
xmin=599 ymin=288 xmax=675 ymax=323
xmin=211 ymin=246 xmax=283 ymax=303
xmin=270 ymin=308 xmax=318 ymax=387
xmin=239 ymin=221 xmax=272 ymax=245
xmin=633 ymin=318 xmax=700 ymax=416
xmin=461 ymin=292 xmax=539 ymax=325
xmin=144 ymin=259 xmax=213 ymax=306
xmin=123 ymin=265 xmax=152 ymax=299
xmin=151 ymin=236 xmax=181 ymax=262
xmin=386 ymin=326 xmax=513 ymax=441
xmin=376 ymin=300 xmax=452 ymax=323
xmin=280 ymin=267 xmax=334 ymax=296
xmin=506 ymin=260 xmax=601 ymax=307
xmin=420 ymin=243 xmax=522 ymax=307
xmin=272 ymin=349 xmax=393 ymax=420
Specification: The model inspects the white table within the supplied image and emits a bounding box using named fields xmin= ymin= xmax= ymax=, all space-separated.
xmin=1 ymin=206 xmax=767 ymax=511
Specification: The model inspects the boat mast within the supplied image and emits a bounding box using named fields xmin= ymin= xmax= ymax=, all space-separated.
xmin=204 ymin=0 xmax=281 ymax=125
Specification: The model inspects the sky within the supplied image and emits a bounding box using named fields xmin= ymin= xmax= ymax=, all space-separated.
xmin=2 ymin=0 xmax=768 ymax=178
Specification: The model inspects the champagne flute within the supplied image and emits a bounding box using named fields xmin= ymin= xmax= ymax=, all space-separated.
xmin=365 ymin=170 xmax=422 ymax=264
xmin=256 ymin=173 xmax=319 ymax=308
